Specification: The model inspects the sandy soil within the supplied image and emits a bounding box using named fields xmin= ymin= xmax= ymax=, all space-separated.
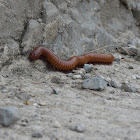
xmin=0 ymin=52 xmax=140 ymax=140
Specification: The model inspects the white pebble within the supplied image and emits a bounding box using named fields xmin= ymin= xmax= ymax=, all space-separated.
xmin=53 ymin=120 xmax=61 ymax=128
xmin=72 ymin=75 xmax=82 ymax=79
xmin=32 ymin=103 xmax=38 ymax=106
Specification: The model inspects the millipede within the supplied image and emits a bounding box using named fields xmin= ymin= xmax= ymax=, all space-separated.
xmin=29 ymin=46 xmax=114 ymax=71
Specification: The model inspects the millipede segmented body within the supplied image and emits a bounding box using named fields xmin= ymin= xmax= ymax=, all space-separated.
xmin=29 ymin=46 xmax=114 ymax=71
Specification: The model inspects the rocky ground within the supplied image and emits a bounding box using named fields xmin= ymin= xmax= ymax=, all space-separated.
xmin=0 ymin=0 xmax=140 ymax=140
xmin=0 ymin=50 xmax=140 ymax=140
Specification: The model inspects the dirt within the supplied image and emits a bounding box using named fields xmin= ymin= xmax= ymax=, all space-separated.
xmin=0 ymin=52 xmax=140 ymax=140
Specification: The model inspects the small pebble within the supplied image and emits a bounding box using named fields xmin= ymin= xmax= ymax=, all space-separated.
xmin=51 ymin=76 xmax=66 ymax=84
xmin=83 ymin=73 xmax=91 ymax=79
xmin=72 ymin=75 xmax=82 ymax=79
xmin=135 ymin=52 xmax=140 ymax=61
xmin=114 ymin=58 xmax=120 ymax=64
xmin=128 ymin=65 xmax=134 ymax=69
xmin=20 ymin=121 xmax=28 ymax=126
xmin=108 ymin=80 xmax=120 ymax=88
xmin=20 ymin=119 xmax=28 ymax=126
xmin=39 ymin=102 xmax=47 ymax=106
xmin=16 ymin=92 xmax=30 ymax=101
xmin=24 ymin=101 xmax=30 ymax=105
xmin=37 ymin=18 xmax=42 ymax=23
xmin=33 ymin=103 xmax=38 ymax=106
xmin=0 ymin=106 xmax=20 ymax=126
xmin=70 ymin=123 xmax=86 ymax=133
xmin=121 ymin=83 xmax=137 ymax=93
xmin=109 ymin=90 xmax=115 ymax=94
xmin=2 ymin=89 xmax=8 ymax=93
xmin=136 ymin=75 xmax=140 ymax=79
xmin=132 ymin=75 xmax=137 ymax=80
xmin=32 ymin=132 xmax=43 ymax=138
xmin=73 ymin=68 xmax=86 ymax=74
xmin=66 ymin=73 xmax=73 ymax=77
xmin=52 ymin=88 xmax=59 ymax=94
xmin=53 ymin=120 xmax=61 ymax=128
xmin=83 ymin=64 xmax=93 ymax=73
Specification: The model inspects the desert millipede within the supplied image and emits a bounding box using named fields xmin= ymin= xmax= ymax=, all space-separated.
xmin=29 ymin=46 xmax=114 ymax=71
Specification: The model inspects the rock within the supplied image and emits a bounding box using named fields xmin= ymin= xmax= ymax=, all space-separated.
xmin=72 ymin=75 xmax=82 ymax=79
xmin=0 ymin=39 xmax=20 ymax=66
xmin=32 ymin=132 xmax=43 ymax=138
xmin=108 ymin=80 xmax=120 ymax=88
xmin=20 ymin=119 xmax=29 ymax=126
xmin=70 ymin=123 xmax=86 ymax=133
xmin=72 ymin=68 xmax=86 ymax=74
xmin=132 ymin=3 xmax=140 ymax=21
xmin=135 ymin=52 xmax=140 ymax=61
xmin=82 ymin=76 xmax=107 ymax=91
xmin=42 ymin=1 xmax=59 ymax=24
xmin=116 ymin=47 xmax=138 ymax=56
xmin=121 ymin=83 xmax=137 ymax=93
xmin=52 ymin=88 xmax=59 ymax=95
xmin=16 ymin=92 xmax=30 ymax=101
xmin=51 ymin=76 xmax=66 ymax=84
xmin=83 ymin=64 xmax=93 ymax=73
xmin=22 ymin=19 xmax=45 ymax=53
xmin=43 ymin=19 xmax=61 ymax=44
xmin=128 ymin=38 xmax=140 ymax=48
xmin=132 ymin=75 xmax=137 ymax=80
xmin=83 ymin=73 xmax=91 ymax=79
xmin=135 ymin=75 xmax=140 ymax=80
xmin=128 ymin=48 xmax=138 ymax=56
xmin=32 ymin=103 xmax=38 ymax=106
xmin=128 ymin=65 xmax=134 ymax=69
xmin=0 ymin=106 xmax=20 ymax=126
xmin=114 ymin=58 xmax=121 ymax=64
xmin=39 ymin=102 xmax=47 ymax=106
xmin=66 ymin=73 xmax=73 ymax=77
xmin=53 ymin=120 xmax=61 ymax=128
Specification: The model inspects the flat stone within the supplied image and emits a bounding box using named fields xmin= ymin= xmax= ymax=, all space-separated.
xmin=32 ymin=132 xmax=43 ymax=138
xmin=83 ymin=64 xmax=93 ymax=73
xmin=70 ymin=123 xmax=86 ymax=133
xmin=82 ymin=76 xmax=107 ymax=91
xmin=0 ymin=106 xmax=20 ymax=126
xmin=121 ymin=83 xmax=137 ymax=93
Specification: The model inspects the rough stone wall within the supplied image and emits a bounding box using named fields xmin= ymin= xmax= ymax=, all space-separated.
xmin=0 ymin=0 xmax=140 ymax=68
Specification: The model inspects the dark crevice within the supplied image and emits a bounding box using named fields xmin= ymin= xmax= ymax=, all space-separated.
xmin=19 ymin=20 xmax=28 ymax=55
xmin=0 ymin=59 xmax=13 ymax=71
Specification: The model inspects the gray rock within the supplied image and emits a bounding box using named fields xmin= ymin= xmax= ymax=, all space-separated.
xmin=52 ymin=88 xmax=59 ymax=95
xmin=72 ymin=75 xmax=82 ymax=79
xmin=51 ymin=76 xmax=66 ymax=84
xmin=70 ymin=123 xmax=86 ymax=133
xmin=16 ymin=92 xmax=30 ymax=101
xmin=121 ymin=83 xmax=137 ymax=93
xmin=83 ymin=73 xmax=91 ymax=79
xmin=128 ymin=38 xmax=140 ymax=48
xmin=135 ymin=52 xmax=140 ymax=61
xmin=108 ymin=80 xmax=120 ymax=88
xmin=83 ymin=64 xmax=93 ymax=73
xmin=22 ymin=19 xmax=45 ymax=53
xmin=66 ymin=73 xmax=73 ymax=77
xmin=133 ymin=3 xmax=140 ymax=21
xmin=32 ymin=132 xmax=43 ymax=138
xmin=82 ymin=76 xmax=107 ymax=91
xmin=117 ymin=47 xmax=138 ymax=56
xmin=114 ymin=58 xmax=121 ymax=64
xmin=42 ymin=1 xmax=59 ymax=24
xmin=128 ymin=65 xmax=134 ymax=69
xmin=0 ymin=106 xmax=20 ymax=126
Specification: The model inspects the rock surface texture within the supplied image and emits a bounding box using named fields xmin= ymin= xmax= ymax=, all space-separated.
xmin=0 ymin=0 xmax=140 ymax=140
